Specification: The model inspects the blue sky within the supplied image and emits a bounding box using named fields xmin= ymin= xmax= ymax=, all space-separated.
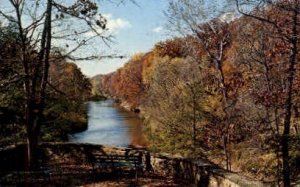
xmin=76 ymin=0 xmax=171 ymax=77
xmin=0 ymin=0 xmax=233 ymax=77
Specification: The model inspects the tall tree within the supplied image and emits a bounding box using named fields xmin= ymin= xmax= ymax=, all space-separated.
xmin=235 ymin=0 xmax=299 ymax=186
xmin=0 ymin=0 xmax=108 ymax=169
xmin=166 ymin=0 xmax=234 ymax=169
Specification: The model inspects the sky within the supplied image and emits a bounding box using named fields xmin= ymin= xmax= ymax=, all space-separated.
xmin=0 ymin=0 xmax=233 ymax=77
xmin=75 ymin=0 xmax=171 ymax=77
xmin=0 ymin=0 xmax=170 ymax=77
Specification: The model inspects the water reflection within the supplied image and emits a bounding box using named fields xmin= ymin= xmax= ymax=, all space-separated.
xmin=69 ymin=100 xmax=146 ymax=147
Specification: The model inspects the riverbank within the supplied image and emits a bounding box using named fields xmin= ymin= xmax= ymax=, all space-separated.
xmin=0 ymin=103 xmax=89 ymax=146
xmin=0 ymin=142 xmax=270 ymax=187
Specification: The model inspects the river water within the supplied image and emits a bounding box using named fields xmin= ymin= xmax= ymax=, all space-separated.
xmin=68 ymin=100 xmax=146 ymax=147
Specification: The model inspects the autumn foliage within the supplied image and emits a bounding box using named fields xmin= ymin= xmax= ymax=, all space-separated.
xmin=88 ymin=1 xmax=300 ymax=185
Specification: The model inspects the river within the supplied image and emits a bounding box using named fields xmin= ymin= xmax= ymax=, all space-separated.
xmin=68 ymin=100 xmax=146 ymax=147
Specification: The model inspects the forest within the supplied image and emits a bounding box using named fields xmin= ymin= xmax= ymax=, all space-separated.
xmin=0 ymin=0 xmax=299 ymax=186
xmin=93 ymin=0 xmax=300 ymax=185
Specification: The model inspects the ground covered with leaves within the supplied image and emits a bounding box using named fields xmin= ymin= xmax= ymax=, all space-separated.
xmin=1 ymin=171 xmax=191 ymax=187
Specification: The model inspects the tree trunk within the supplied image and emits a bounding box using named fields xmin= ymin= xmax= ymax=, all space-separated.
xmin=193 ymin=90 xmax=196 ymax=151
xmin=281 ymin=8 xmax=298 ymax=187
xmin=223 ymin=135 xmax=230 ymax=170
xmin=25 ymin=102 xmax=40 ymax=170
xmin=26 ymin=125 xmax=39 ymax=170
xmin=24 ymin=0 xmax=52 ymax=170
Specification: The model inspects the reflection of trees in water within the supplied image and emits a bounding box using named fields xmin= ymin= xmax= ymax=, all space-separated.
xmin=71 ymin=100 xmax=146 ymax=147
xmin=124 ymin=118 xmax=147 ymax=147
xmin=116 ymin=106 xmax=147 ymax=147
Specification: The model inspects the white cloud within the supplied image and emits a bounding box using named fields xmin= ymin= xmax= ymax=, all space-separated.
xmin=219 ymin=12 xmax=239 ymax=23
xmin=105 ymin=14 xmax=131 ymax=33
xmin=152 ymin=26 xmax=163 ymax=33
xmin=85 ymin=14 xmax=131 ymax=37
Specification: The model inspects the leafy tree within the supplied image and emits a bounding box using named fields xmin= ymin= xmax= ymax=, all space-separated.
xmin=0 ymin=0 xmax=108 ymax=169
xmin=235 ymin=0 xmax=300 ymax=185
xmin=166 ymin=0 xmax=235 ymax=170
xmin=144 ymin=56 xmax=206 ymax=155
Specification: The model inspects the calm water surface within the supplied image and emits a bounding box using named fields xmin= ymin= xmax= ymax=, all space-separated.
xmin=69 ymin=100 xmax=146 ymax=147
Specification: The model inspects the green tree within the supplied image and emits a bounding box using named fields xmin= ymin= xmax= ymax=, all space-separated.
xmin=145 ymin=56 xmax=206 ymax=155
xmin=167 ymin=0 xmax=234 ymax=170
xmin=0 ymin=0 xmax=108 ymax=169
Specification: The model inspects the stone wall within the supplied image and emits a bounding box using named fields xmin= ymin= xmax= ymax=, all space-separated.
xmin=146 ymin=152 xmax=270 ymax=187
xmin=0 ymin=143 xmax=270 ymax=186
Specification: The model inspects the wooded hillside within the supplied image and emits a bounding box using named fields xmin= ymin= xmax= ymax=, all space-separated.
xmin=93 ymin=2 xmax=300 ymax=184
